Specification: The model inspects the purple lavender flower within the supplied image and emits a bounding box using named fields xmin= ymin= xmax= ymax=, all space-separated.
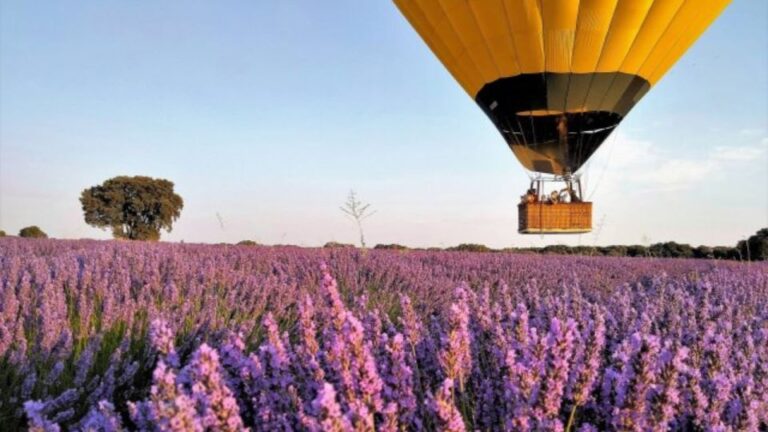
xmin=2 ymin=236 xmax=767 ymax=430
xmin=128 ymin=360 xmax=203 ymax=432
xmin=250 ymin=313 xmax=294 ymax=429
xmin=300 ymin=382 xmax=352 ymax=432
xmin=649 ymin=344 xmax=687 ymax=429
xmin=438 ymin=286 xmax=472 ymax=392
xmin=568 ymin=308 xmax=606 ymax=406
xmin=149 ymin=319 xmax=179 ymax=367
xmin=611 ymin=333 xmax=661 ymax=432
xmin=0 ymin=321 xmax=12 ymax=359
xmin=75 ymin=336 xmax=101 ymax=387
xmin=427 ymin=379 xmax=465 ymax=432
xmin=381 ymin=333 xmax=417 ymax=427
xmin=24 ymin=400 xmax=60 ymax=432
xmin=398 ymin=294 xmax=422 ymax=345
xmin=78 ymin=400 xmax=123 ymax=432
xmin=179 ymin=344 xmax=246 ymax=431
xmin=539 ymin=318 xmax=576 ymax=419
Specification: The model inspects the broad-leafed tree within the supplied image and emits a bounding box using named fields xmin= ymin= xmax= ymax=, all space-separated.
xmin=80 ymin=176 xmax=183 ymax=241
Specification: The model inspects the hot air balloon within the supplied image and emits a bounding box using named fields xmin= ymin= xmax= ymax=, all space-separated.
xmin=393 ymin=0 xmax=731 ymax=234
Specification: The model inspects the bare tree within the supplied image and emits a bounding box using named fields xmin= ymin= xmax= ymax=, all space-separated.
xmin=340 ymin=190 xmax=376 ymax=248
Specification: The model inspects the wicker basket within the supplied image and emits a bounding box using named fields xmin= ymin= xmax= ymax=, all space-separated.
xmin=518 ymin=202 xmax=592 ymax=234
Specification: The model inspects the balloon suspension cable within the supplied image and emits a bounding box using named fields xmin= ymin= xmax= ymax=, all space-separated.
xmin=585 ymin=125 xmax=621 ymax=202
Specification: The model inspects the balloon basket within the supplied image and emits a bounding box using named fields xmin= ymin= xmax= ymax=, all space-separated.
xmin=517 ymin=176 xmax=591 ymax=234
xmin=518 ymin=201 xmax=592 ymax=234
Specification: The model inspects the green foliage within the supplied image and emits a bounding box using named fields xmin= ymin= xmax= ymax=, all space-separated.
xmin=542 ymin=244 xmax=571 ymax=255
xmin=738 ymin=228 xmax=768 ymax=261
xmin=712 ymin=246 xmax=739 ymax=260
xmin=237 ymin=240 xmax=258 ymax=246
xmin=570 ymin=246 xmax=599 ymax=256
xmin=0 ymin=230 xmax=6 ymax=237
xmin=374 ymin=243 xmax=408 ymax=250
xmin=80 ymin=176 xmax=183 ymax=241
xmin=626 ymin=245 xmax=649 ymax=257
xmin=600 ymin=245 xmax=628 ymax=257
xmin=501 ymin=247 xmax=538 ymax=255
xmin=443 ymin=238 xmax=755 ymax=261
xmin=323 ymin=241 xmax=355 ymax=249
xmin=693 ymin=245 xmax=714 ymax=259
xmin=649 ymin=242 xmax=694 ymax=258
xmin=447 ymin=243 xmax=494 ymax=253
xmin=19 ymin=226 xmax=47 ymax=238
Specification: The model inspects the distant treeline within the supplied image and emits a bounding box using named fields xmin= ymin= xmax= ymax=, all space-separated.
xmin=5 ymin=227 xmax=765 ymax=261
xmin=336 ymin=228 xmax=768 ymax=261
xmin=368 ymin=242 xmax=744 ymax=260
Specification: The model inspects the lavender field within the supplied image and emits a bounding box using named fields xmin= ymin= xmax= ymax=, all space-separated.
xmin=0 ymin=238 xmax=766 ymax=431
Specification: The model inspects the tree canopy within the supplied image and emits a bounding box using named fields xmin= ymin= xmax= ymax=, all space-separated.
xmin=80 ymin=176 xmax=183 ymax=241
xmin=738 ymin=228 xmax=768 ymax=261
xmin=19 ymin=226 xmax=47 ymax=238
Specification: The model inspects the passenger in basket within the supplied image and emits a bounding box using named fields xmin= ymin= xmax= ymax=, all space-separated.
xmin=527 ymin=188 xmax=538 ymax=203
xmin=550 ymin=190 xmax=560 ymax=203
xmin=521 ymin=188 xmax=538 ymax=204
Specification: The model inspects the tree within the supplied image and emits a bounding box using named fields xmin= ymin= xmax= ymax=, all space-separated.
xmin=712 ymin=246 xmax=739 ymax=260
xmin=323 ymin=241 xmax=355 ymax=249
xmin=80 ymin=176 xmax=183 ymax=241
xmin=649 ymin=241 xmax=694 ymax=258
xmin=601 ymin=245 xmax=628 ymax=257
xmin=374 ymin=243 xmax=408 ymax=251
xmin=340 ymin=190 xmax=375 ymax=248
xmin=693 ymin=245 xmax=714 ymax=259
xmin=542 ymin=244 xmax=572 ymax=255
xmin=571 ymin=245 xmax=599 ymax=256
xmin=447 ymin=243 xmax=494 ymax=253
xmin=738 ymin=228 xmax=768 ymax=261
xmin=0 ymin=230 xmax=6 ymax=237
xmin=19 ymin=226 xmax=47 ymax=238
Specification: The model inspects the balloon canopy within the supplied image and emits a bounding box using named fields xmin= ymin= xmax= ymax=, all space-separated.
xmin=394 ymin=0 xmax=731 ymax=175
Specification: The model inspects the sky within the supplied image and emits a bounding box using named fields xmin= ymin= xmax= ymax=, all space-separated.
xmin=1 ymin=0 xmax=766 ymax=248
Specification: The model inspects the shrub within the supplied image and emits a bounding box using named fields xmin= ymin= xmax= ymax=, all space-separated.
xmin=447 ymin=243 xmax=494 ymax=253
xmin=237 ymin=240 xmax=258 ymax=246
xmin=712 ymin=246 xmax=739 ymax=260
xmin=601 ymin=245 xmax=628 ymax=257
xmin=693 ymin=246 xmax=714 ymax=259
xmin=500 ymin=247 xmax=536 ymax=255
xmin=570 ymin=246 xmax=599 ymax=256
xmin=323 ymin=241 xmax=355 ymax=249
xmin=625 ymin=245 xmax=649 ymax=257
xmin=649 ymin=242 xmax=694 ymax=258
xmin=542 ymin=244 xmax=571 ymax=255
xmin=374 ymin=243 xmax=408 ymax=250
xmin=0 ymin=230 xmax=6 ymax=237
xmin=19 ymin=226 xmax=48 ymax=239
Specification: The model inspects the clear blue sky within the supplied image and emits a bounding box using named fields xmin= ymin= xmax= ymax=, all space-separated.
xmin=1 ymin=1 xmax=766 ymax=248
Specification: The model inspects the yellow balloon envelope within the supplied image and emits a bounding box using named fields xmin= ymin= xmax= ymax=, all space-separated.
xmin=393 ymin=0 xmax=731 ymax=175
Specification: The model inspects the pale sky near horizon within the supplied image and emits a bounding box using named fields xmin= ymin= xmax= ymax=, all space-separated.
xmin=1 ymin=1 xmax=766 ymax=248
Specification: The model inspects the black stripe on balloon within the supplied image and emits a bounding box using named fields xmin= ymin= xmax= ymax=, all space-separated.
xmin=475 ymin=72 xmax=649 ymax=175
